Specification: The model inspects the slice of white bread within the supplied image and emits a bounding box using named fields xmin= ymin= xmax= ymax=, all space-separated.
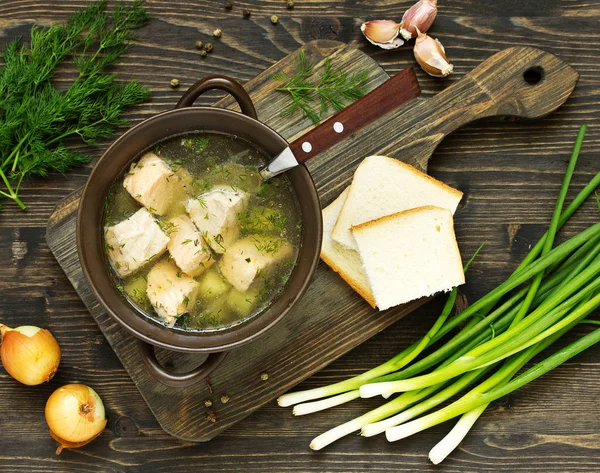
xmin=321 ymin=187 xmax=376 ymax=308
xmin=332 ymin=156 xmax=463 ymax=250
xmin=352 ymin=206 xmax=464 ymax=311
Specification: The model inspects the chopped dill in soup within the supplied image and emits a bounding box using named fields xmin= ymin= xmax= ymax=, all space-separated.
xmin=102 ymin=132 xmax=302 ymax=331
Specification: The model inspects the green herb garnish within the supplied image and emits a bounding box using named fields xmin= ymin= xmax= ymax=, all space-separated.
xmin=252 ymin=236 xmax=281 ymax=255
xmin=272 ymin=51 xmax=369 ymax=125
xmin=182 ymin=134 xmax=209 ymax=153
xmin=159 ymin=220 xmax=177 ymax=235
xmin=0 ymin=0 xmax=151 ymax=210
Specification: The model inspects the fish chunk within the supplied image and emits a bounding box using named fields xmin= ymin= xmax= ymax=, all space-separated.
xmin=104 ymin=208 xmax=170 ymax=278
xmin=123 ymin=152 xmax=192 ymax=216
xmin=186 ymin=185 xmax=248 ymax=254
xmin=218 ymin=236 xmax=293 ymax=292
xmin=146 ymin=260 xmax=200 ymax=326
xmin=167 ymin=215 xmax=214 ymax=276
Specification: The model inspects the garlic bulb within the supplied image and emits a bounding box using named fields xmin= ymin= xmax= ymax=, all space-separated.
xmin=400 ymin=0 xmax=438 ymax=41
xmin=413 ymin=28 xmax=453 ymax=77
xmin=361 ymin=20 xmax=404 ymax=49
xmin=46 ymin=384 xmax=108 ymax=455
xmin=0 ymin=324 xmax=61 ymax=385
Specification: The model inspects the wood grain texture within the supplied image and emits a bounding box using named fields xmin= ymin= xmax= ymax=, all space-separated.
xmin=1 ymin=0 xmax=600 ymax=471
xmin=47 ymin=39 xmax=409 ymax=441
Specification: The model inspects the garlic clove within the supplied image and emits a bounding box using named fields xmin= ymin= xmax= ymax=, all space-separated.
xmin=413 ymin=28 xmax=453 ymax=77
xmin=370 ymin=36 xmax=405 ymax=50
xmin=400 ymin=0 xmax=438 ymax=41
xmin=361 ymin=20 xmax=404 ymax=49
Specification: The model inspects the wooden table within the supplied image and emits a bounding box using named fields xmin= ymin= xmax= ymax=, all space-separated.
xmin=1 ymin=1 xmax=599 ymax=471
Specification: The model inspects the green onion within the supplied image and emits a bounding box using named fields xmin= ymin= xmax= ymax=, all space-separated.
xmin=385 ymin=323 xmax=600 ymax=442
xmin=361 ymin=262 xmax=600 ymax=397
xmin=282 ymin=127 xmax=600 ymax=464
xmin=511 ymin=125 xmax=585 ymax=327
xmin=278 ymin=244 xmax=484 ymax=408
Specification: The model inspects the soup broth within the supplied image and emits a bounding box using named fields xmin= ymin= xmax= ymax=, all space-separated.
xmin=103 ymin=132 xmax=302 ymax=331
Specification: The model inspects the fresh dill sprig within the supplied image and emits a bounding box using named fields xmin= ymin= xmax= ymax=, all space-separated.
xmin=272 ymin=51 xmax=369 ymax=125
xmin=0 ymin=0 xmax=151 ymax=210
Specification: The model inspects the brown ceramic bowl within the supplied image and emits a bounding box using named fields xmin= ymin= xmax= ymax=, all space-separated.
xmin=77 ymin=76 xmax=322 ymax=387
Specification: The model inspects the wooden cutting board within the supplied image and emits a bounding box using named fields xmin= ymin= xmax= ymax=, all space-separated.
xmin=46 ymin=39 xmax=578 ymax=441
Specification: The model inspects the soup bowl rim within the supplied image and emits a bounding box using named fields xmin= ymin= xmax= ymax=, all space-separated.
xmin=77 ymin=105 xmax=322 ymax=354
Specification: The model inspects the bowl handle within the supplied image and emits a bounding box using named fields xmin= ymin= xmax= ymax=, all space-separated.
xmin=138 ymin=340 xmax=228 ymax=388
xmin=175 ymin=75 xmax=258 ymax=119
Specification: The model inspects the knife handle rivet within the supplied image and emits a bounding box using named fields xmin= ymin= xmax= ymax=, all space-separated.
xmin=302 ymin=142 xmax=312 ymax=153
xmin=333 ymin=122 xmax=344 ymax=133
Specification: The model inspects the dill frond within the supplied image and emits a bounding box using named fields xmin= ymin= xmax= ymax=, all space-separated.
xmin=273 ymin=51 xmax=369 ymax=125
xmin=0 ymin=0 xmax=151 ymax=210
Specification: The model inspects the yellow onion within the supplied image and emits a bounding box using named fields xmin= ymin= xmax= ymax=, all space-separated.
xmin=400 ymin=0 xmax=437 ymax=40
xmin=45 ymin=384 xmax=108 ymax=455
xmin=413 ymin=27 xmax=453 ymax=77
xmin=0 ymin=324 xmax=61 ymax=385
xmin=360 ymin=20 xmax=404 ymax=49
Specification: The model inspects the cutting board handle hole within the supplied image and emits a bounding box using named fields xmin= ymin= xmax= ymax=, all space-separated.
xmin=523 ymin=66 xmax=544 ymax=85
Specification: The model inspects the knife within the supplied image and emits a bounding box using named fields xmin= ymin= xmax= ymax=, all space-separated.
xmin=260 ymin=66 xmax=421 ymax=180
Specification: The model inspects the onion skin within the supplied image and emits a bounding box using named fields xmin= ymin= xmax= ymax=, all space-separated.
xmin=45 ymin=384 xmax=108 ymax=454
xmin=49 ymin=427 xmax=105 ymax=455
xmin=0 ymin=324 xmax=61 ymax=386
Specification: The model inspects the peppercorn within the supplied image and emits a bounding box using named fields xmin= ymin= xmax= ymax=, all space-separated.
xmin=204 ymin=43 xmax=214 ymax=53
xmin=195 ymin=40 xmax=203 ymax=50
xmin=200 ymin=50 xmax=208 ymax=58
xmin=243 ymin=8 xmax=251 ymax=18
xmin=213 ymin=28 xmax=222 ymax=38
xmin=224 ymin=0 xmax=232 ymax=9
xmin=170 ymin=78 xmax=179 ymax=88
xmin=270 ymin=15 xmax=279 ymax=24
xmin=287 ymin=0 xmax=295 ymax=9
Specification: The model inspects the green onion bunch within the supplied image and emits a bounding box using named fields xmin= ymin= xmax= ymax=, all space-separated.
xmin=278 ymin=125 xmax=600 ymax=463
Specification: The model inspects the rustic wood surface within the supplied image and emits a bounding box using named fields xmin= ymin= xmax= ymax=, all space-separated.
xmin=46 ymin=38 xmax=580 ymax=442
xmin=47 ymin=39 xmax=417 ymax=442
xmin=1 ymin=1 xmax=599 ymax=472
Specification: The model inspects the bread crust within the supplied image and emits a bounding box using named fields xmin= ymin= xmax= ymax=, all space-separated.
xmin=332 ymin=156 xmax=463 ymax=247
xmin=320 ymin=251 xmax=377 ymax=308
xmin=320 ymin=188 xmax=377 ymax=308
xmin=352 ymin=205 xmax=450 ymax=233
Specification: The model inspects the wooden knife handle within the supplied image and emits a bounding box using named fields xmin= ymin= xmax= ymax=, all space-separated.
xmin=289 ymin=67 xmax=421 ymax=164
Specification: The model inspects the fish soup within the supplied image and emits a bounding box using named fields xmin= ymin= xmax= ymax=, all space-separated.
xmin=102 ymin=132 xmax=302 ymax=331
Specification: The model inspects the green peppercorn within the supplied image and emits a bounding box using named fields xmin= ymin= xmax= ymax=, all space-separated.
xmin=287 ymin=0 xmax=295 ymax=9
xmin=213 ymin=28 xmax=222 ymax=38
xmin=204 ymin=43 xmax=214 ymax=53
xmin=270 ymin=15 xmax=279 ymax=24
xmin=170 ymin=78 xmax=179 ymax=88
xmin=260 ymin=373 xmax=269 ymax=381
xmin=200 ymin=50 xmax=208 ymax=58
xmin=243 ymin=8 xmax=251 ymax=18
xmin=195 ymin=40 xmax=203 ymax=49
